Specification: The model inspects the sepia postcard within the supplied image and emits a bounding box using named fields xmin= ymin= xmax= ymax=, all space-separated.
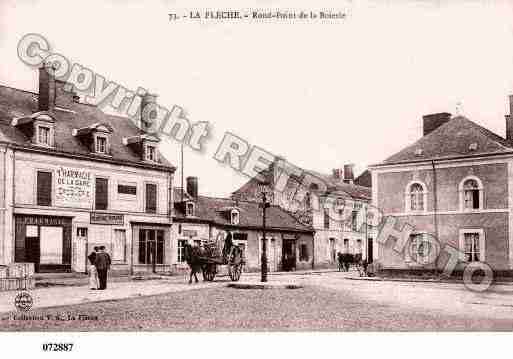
xmin=0 ymin=0 xmax=512 ymax=356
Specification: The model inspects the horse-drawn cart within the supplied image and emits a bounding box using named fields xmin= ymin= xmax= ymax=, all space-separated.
xmin=185 ymin=233 xmax=245 ymax=283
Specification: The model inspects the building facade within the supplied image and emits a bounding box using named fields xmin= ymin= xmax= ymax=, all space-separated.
xmin=232 ymin=157 xmax=375 ymax=269
xmin=172 ymin=177 xmax=315 ymax=273
xmin=370 ymin=105 xmax=513 ymax=275
xmin=0 ymin=67 xmax=175 ymax=273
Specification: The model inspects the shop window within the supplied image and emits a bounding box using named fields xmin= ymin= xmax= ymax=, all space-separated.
xmin=37 ymin=171 xmax=52 ymax=206
xmin=95 ymin=177 xmax=108 ymax=210
xmin=145 ymin=183 xmax=157 ymax=213
xmin=138 ymin=229 xmax=164 ymax=264
xmin=40 ymin=226 xmax=63 ymax=264
xmin=177 ymin=239 xmax=187 ymax=263
xmin=356 ymin=239 xmax=363 ymax=253
xmin=113 ymin=229 xmax=126 ymax=262
xmin=299 ymin=243 xmax=309 ymax=261
xmin=343 ymin=238 xmax=349 ymax=252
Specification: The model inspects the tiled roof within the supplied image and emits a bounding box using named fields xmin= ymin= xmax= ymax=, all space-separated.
xmin=174 ymin=195 xmax=313 ymax=233
xmin=379 ymin=116 xmax=513 ymax=165
xmin=0 ymin=84 xmax=175 ymax=171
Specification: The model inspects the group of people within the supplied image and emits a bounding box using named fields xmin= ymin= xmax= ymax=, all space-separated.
xmin=87 ymin=246 xmax=111 ymax=290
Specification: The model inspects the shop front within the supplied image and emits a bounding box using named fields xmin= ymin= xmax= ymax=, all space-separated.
xmin=131 ymin=222 xmax=172 ymax=273
xmin=14 ymin=214 xmax=72 ymax=273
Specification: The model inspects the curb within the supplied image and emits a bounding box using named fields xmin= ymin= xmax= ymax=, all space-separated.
xmin=227 ymin=282 xmax=303 ymax=289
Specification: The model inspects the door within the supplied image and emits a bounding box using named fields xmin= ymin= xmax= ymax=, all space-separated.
xmin=282 ymin=238 xmax=296 ymax=271
xmin=367 ymin=237 xmax=373 ymax=264
xmin=25 ymin=225 xmax=40 ymax=273
xmin=329 ymin=238 xmax=336 ymax=263
xmin=73 ymin=227 xmax=88 ymax=273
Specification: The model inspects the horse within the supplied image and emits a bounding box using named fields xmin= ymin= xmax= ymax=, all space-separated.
xmin=183 ymin=243 xmax=204 ymax=284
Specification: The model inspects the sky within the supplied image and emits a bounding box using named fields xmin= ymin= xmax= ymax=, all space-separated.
xmin=1 ymin=0 xmax=513 ymax=197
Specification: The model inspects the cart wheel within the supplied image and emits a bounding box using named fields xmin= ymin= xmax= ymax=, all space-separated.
xmin=229 ymin=263 xmax=242 ymax=281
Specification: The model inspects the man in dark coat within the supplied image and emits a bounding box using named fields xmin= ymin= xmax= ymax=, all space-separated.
xmin=95 ymin=246 xmax=111 ymax=290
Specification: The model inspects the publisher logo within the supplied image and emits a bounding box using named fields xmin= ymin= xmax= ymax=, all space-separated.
xmin=14 ymin=292 xmax=33 ymax=312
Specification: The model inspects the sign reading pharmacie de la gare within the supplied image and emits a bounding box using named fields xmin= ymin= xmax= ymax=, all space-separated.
xmin=54 ymin=166 xmax=93 ymax=208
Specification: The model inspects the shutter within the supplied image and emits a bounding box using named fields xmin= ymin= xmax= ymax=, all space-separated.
xmin=95 ymin=178 xmax=108 ymax=210
xmin=146 ymin=183 xmax=157 ymax=213
xmin=37 ymin=171 xmax=52 ymax=206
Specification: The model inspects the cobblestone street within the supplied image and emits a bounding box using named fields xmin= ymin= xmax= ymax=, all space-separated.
xmin=1 ymin=271 xmax=513 ymax=330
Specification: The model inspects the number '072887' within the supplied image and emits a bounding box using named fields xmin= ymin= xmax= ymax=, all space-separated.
xmin=42 ymin=343 xmax=74 ymax=352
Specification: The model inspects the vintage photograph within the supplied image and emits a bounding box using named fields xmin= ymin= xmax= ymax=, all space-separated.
xmin=0 ymin=0 xmax=512 ymax=348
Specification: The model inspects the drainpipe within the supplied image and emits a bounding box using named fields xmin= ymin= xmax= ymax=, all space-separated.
xmin=431 ymin=160 xmax=439 ymax=274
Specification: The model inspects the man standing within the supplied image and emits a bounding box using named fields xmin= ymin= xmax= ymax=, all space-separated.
xmin=95 ymin=246 xmax=111 ymax=290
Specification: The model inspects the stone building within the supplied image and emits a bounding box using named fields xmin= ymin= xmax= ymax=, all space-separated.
xmin=369 ymin=102 xmax=513 ymax=275
xmin=0 ymin=67 xmax=175 ymax=274
xmin=172 ymin=177 xmax=314 ymax=272
xmin=232 ymin=158 xmax=374 ymax=269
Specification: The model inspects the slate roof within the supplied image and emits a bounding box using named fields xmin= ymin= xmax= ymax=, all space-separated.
xmin=231 ymin=164 xmax=371 ymax=201
xmin=174 ymin=195 xmax=313 ymax=233
xmin=378 ymin=116 xmax=513 ymax=166
xmin=0 ymin=83 xmax=175 ymax=172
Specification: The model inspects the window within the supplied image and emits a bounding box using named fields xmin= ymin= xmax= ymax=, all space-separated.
xmin=459 ymin=229 xmax=485 ymax=262
xmin=409 ymin=233 xmax=432 ymax=264
xmin=77 ymin=227 xmax=88 ymax=238
xmin=118 ymin=184 xmax=137 ymax=195
xmin=37 ymin=171 xmax=52 ymax=206
xmin=113 ymin=229 xmax=126 ymax=262
xmin=145 ymin=183 xmax=157 ymax=213
xmin=231 ymin=210 xmax=240 ymax=225
xmin=177 ymin=239 xmax=187 ymax=263
xmin=186 ymin=202 xmax=195 ymax=217
xmin=95 ymin=178 xmax=108 ymax=210
xmin=409 ymin=183 xmax=425 ymax=211
xmin=299 ymin=243 xmax=309 ymax=261
xmin=351 ymin=210 xmax=358 ymax=231
xmin=356 ymin=239 xmax=363 ymax=253
xmin=305 ymin=192 xmax=311 ymax=208
xmin=324 ymin=208 xmax=330 ymax=229
xmin=138 ymin=229 xmax=164 ymax=264
xmin=37 ymin=126 xmax=50 ymax=146
xmin=40 ymin=226 xmax=63 ymax=264
xmin=146 ymin=145 xmax=157 ymax=162
xmin=95 ymin=136 xmax=107 ymax=154
xmin=343 ymin=238 xmax=349 ymax=252
xmin=463 ymin=179 xmax=480 ymax=210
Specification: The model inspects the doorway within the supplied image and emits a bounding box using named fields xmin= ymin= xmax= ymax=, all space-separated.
xmin=367 ymin=237 xmax=373 ymax=264
xmin=282 ymin=238 xmax=296 ymax=271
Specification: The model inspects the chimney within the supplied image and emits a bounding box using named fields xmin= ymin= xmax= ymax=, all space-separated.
xmin=343 ymin=164 xmax=354 ymax=184
xmin=141 ymin=93 xmax=158 ymax=130
xmin=186 ymin=176 xmax=198 ymax=199
xmin=38 ymin=64 xmax=56 ymax=111
xmin=422 ymin=112 xmax=452 ymax=136
xmin=506 ymin=95 xmax=513 ymax=141
xmin=332 ymin=168 xmax=343 ymax=181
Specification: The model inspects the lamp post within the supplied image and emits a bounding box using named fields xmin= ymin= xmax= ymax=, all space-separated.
xmin=258 ymin=181 xmax=271 ymax=282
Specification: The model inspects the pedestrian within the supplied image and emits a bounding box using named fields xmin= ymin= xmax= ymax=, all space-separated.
xmin=95 ymin=246 xmax=111 ymax=290
xmin=87 ymin=246 xmax=99 ymax=290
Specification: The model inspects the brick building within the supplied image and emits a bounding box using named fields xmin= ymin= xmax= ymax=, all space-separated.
xmin=369 ymin=102 xmax=513 ymax=274
xmin=173 ymin=177 xmax=314 ymax=272
xmin=0 ymin=68 xmax=175 ymax=274
xmin=232 ymin=157 xmax=374 ymax=269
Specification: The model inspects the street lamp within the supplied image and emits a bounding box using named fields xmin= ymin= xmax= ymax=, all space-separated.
xmin=258 ymin=181 xmax=272 ymax=282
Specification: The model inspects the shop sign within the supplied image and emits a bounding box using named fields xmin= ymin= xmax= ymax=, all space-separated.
xmin=55 ymin=167 xmax=93 ymax=208
xmin=182 ymin=229 xmax=198 ymax=237
xmin=90 ymin=212 xmax=124 ymax=225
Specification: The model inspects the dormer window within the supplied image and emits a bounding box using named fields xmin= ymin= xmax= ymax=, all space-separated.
xmin=186 ymin=202 xmax=195 ymax=217
xmin=145 ymin=144 xmax=157 ymax=162
xmin=231 ymin=209 xmax=240 ymax=225
xmin=95 ymin=135 xmax=108 ymax=154
xmin=37 ymin=125 xmax=51 ymax=146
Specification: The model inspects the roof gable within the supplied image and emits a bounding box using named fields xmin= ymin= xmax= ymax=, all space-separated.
xmin=382 ymin=116 xmax=513 ymax=164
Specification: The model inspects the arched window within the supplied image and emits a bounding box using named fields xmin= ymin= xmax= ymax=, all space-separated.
xmin=459 ymin=176 xmax=483 ymax=211
xmin=230 ymin=209 xmax=240 ymax=225
xmin=406 ymin=181 xmax=427 ymax=212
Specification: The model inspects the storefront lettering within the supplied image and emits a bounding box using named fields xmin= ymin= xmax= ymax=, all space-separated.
xmin=55 ymin=167 xmax=93 ymax=208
